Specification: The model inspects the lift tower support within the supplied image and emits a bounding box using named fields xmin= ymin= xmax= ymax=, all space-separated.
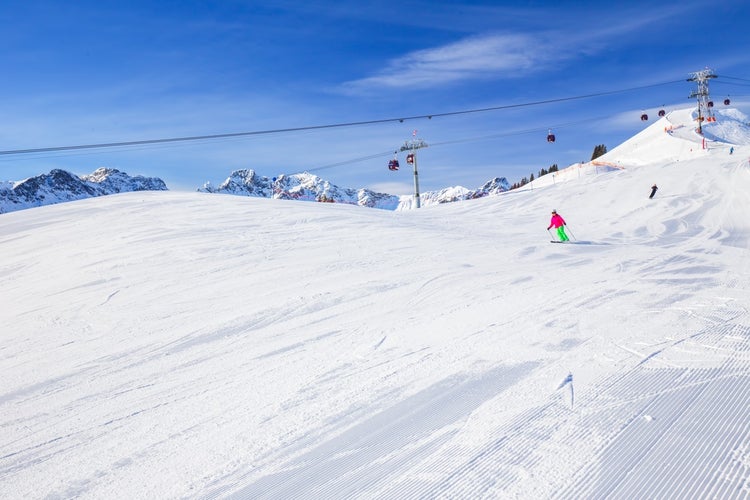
xmin=688 ymin=68 xmax=717 ymax=135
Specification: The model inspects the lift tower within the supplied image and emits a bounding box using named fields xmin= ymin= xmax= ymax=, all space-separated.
xmin=399 ymin=135 xmax=427 ymax=209
xmin=687 ymin=68 xmax=717 ymax=134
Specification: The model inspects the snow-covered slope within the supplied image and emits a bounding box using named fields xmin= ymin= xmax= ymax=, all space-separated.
xmin=2 ymin=107 xmax=750 ymax=499
xmin=522 ymin=106 xmax=750 ymax=191
xmin=0 ymin=167 xmax=167 ymax=214
xmin=595 ymin=107 xmax=741 ymax=166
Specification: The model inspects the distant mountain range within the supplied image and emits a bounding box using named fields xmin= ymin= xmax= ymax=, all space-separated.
xmin=200 ymin=169 xmax=511 ymax=210
xmin=1 ymin=167 xmax=511 ymax=214
xmin=0 ymin=168 xmax=167 ymax=214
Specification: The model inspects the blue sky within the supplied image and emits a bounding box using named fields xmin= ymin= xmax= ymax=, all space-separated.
xmin=1 ymin=0 xmax=749 ymax=194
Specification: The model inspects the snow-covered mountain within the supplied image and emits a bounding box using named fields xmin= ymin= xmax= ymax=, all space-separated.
xmin=200 ymin=169 xmax=511 ymax=210
xmin=3 ymin=106 xmax=750 ymax=499
xmin=199 ymin=169 xmax=401 ymax=209
xmin=0 ymin=167 xmax=167 ymax=214
xmin=0 ymin=164 xmax=511 ymax=215
xmin=594 ymin=106 xmax=747 ymax=167
xmin=513 ymin=106 xmax=750 ymax=192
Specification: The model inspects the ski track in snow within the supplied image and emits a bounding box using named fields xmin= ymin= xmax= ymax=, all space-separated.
xmin=210 ymin=363 xmax=536 ymax=499
xmin=559 ymin=328 xmax=750 ymax=499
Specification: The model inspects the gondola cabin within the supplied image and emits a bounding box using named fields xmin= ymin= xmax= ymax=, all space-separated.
xmin=658 ymin=109 xmax=666 ymax=117
xmin=708 ymin=101 xmax=714 ymax=108
xmin=406 ymin=153 xmax=415 ymax=164
xmin=388 ymin=159 xmax=400 ymax=171
xmin=547 ymin=130 xmax=555 ymax=143
xmin=724 ymin=98 xmax=731 ymax=105
xmin=641 ymin=113 xmax=648 ymax=121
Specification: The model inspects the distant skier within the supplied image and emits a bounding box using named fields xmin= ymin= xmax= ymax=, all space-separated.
xmin=547 ymin=209 xmax=569 ymax=242
xmin=730 ymin=147 xmax=734 ymax=155
xmin=649 ymin=184 xmax=658 ymax=199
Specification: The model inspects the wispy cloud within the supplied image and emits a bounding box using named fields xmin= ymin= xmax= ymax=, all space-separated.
xmin=340 ymin=2 xmax=706 ymax=95
xmin=341 ymin=33 xmax=560 ymax=93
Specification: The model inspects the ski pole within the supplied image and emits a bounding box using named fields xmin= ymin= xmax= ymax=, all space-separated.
xmin=547 ymin=228 xmax=553 ymax=241
xmin=565 ymin=225 xmax=576 ymax=241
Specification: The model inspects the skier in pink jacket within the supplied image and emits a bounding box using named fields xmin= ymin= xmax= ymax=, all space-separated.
xmin=547 ymin=209 xmax=569 ymax=241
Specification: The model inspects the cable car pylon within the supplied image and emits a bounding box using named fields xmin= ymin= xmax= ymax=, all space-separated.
xmin=398 ymin=132 xmax=428 ymax=208
xmin=688 ymin=68 xmax=717 ymax=134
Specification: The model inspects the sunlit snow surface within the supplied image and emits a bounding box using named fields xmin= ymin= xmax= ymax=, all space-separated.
xmin=2 ymin=108 xmax=750 ymax=498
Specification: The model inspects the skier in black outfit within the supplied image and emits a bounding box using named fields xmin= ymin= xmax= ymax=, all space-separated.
xmin=649 ymin=184 xmax=658 ymax=199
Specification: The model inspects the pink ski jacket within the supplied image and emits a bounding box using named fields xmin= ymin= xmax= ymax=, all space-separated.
xmin=548 ymin=214 xmax=566 ymax=229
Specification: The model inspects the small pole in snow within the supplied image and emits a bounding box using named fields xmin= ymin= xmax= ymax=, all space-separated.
xmin=569 ymin=379 xmax=574 ymax=408
xmin=557 ymin=372 xmax=574 ymax=408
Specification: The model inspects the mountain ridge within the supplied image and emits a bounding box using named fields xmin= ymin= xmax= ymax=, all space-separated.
xmin=199 ymin=169 xmax=511 ymax=210
xmin=0 ymin=167 xmax=167 ymax=214
xmin=1 ymin=167 xmax=511 ymax=214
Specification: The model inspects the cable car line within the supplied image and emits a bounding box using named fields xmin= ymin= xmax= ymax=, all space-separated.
xmin=714 ymin=81 xmax=750 ymax=88
xmin=404 ymin=113 xmax=615 ymax=150
xmin=717 ymin=75 xmax=750 ymax=83
xmin=0 ymin=79 xmax=684 ymax=158
xmin=306 ymin=150 xmax=397 ymax=172
xmin=0 ymin=134 xmax=247 ymax=163
xmin=304 ymin=114 xmax=616 ymax=174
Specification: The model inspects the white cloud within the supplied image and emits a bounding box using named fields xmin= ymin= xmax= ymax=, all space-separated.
xmin=340 ymin=2 xmax=707 ymax=95
xmin=341 ymin=33 xmax=559 ymax=92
